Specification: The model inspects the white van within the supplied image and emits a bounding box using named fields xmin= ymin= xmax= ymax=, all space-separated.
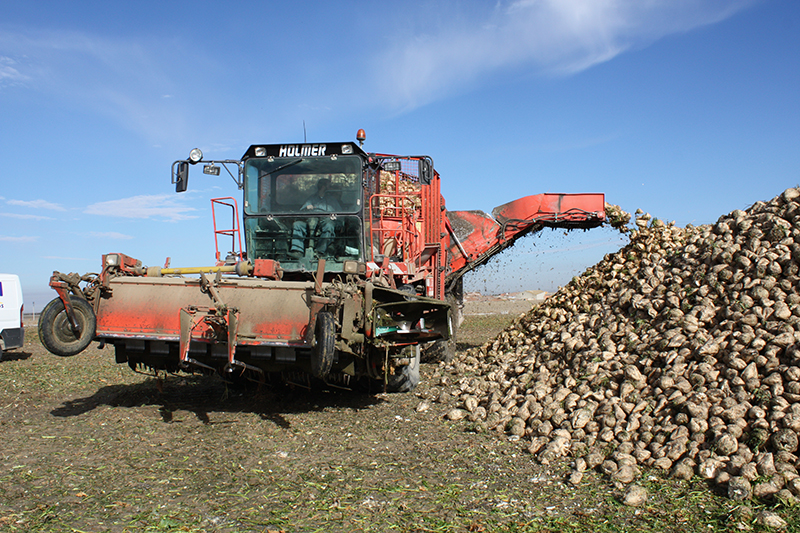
xmin=0 ymin=273 xmax=24 ymax=360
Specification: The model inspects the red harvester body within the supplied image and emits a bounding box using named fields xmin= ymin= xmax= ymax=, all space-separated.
xmin=39 ymin=132 xmax=605 ymax=393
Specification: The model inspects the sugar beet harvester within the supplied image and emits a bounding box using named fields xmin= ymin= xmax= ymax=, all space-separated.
xmin=38 ymin=131 xmax=606 ymax=393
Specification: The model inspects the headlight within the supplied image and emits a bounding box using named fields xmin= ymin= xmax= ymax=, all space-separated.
xmin=106 ymin=254 xmax=120 ymax=267
xmin=189 ymin=148 xmax=203 ymax=164
xmin=343 ymin=261 xmax=365 ymax=275
xmin=255 ymin=147 xmax=266 ymax=157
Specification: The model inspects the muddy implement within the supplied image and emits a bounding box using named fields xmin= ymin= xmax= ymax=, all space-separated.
xmin=42 ymin=255 xmax=448 ymax=391
xmin=39 ymin=130 xmax=606 ymax=392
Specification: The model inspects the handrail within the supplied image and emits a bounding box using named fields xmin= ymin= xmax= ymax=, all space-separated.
xmin=211 ymin=197 xmax=244 ymax=264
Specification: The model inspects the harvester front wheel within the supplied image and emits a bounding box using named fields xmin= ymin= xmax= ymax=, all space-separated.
xmin=38 ymin=296 xmax=96 ymax=357
xmin=310 ymin=311 xmax=335 ymax=379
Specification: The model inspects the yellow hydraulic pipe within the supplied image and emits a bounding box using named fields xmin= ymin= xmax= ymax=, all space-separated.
xmin=161 ymin=265 xmax=236 ymax=275
xmin=145 ymin=262 xmax=252 ymax=277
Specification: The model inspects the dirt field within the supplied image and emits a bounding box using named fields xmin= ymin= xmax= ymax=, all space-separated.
xmin=0 ymin=297 xmax=788 ymax=532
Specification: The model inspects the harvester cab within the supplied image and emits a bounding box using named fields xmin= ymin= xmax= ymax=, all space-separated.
xmin=172 ymin=139 xmax=439 ymax=291
xmin=240 ymin=142 xmax=370 ymax=274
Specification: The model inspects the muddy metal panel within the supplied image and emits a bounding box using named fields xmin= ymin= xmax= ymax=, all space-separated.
xmin=95 ymin=276 xmax=315 ymax=346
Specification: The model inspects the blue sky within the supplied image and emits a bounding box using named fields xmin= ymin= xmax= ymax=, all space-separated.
xmin=1 ymin=0 xmax=798 ymax=309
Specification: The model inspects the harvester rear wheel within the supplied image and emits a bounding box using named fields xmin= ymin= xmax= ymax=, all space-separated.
xmin=386 ymin=345 xmax=420 ymax=393
xmin=421 ymin=282 xmax=461 ymax=364
xmin=422 ymin=312 xmax=457 ymax=363
xmin=38 ymin=296 xmax=96 ymax=357
xmin=310 ymin=311 xmax=335 ymax=379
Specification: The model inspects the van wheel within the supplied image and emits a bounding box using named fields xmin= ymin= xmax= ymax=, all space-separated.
xmin=38 ymin=296 xmax=96 ymax=356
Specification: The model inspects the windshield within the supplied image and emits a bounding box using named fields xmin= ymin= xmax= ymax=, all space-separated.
xmin=244 ymin=214 xmax=363 ymax=268
xmin=243 ymin=155 xmax=364 ymax=271
xmin=244 ymin=156 xmax=362 ymax=215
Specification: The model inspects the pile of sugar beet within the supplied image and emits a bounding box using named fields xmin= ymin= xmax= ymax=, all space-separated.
xmin=445 ymin=187 xmax=800 ymax=505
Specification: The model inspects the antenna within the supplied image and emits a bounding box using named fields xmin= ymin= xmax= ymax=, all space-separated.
xmin=303 ymin=120 xmax=307 ymax=143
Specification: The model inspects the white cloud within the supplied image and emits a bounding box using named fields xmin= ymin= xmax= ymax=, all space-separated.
xmin=375 ymin=0 xmax=759 ymax=110
xmin=84 ymin=194 xmax=198 ymax=222
xmin=0 ymin=235 xmax=38 ymax=242
xmin=0 ymin=212 xmax=55 ymax=220
xmin=0 ymin=56 xmax=28 ymax=87
xmin=0 ymin=29 xmax=190 ymax=145
xmin=42 ymin=255 xmax=89 ymax=261
xmin=6 ymin=199 xmax=67 ymax=211
xmin=0 ymin=0 xmax=760 ymax=144
xmin=88 ymin=231 xmax=134 ymax=240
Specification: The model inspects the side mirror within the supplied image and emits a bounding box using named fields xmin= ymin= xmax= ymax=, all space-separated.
xmin=175 ymin=162 xmax=189 ymax=193
xmin=419 ymin=159 xmax=432 ymax=185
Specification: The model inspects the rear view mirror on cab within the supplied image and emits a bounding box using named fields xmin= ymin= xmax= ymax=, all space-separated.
xmin=175 ymin=162 xmax=189 ymax=192
xmin=419 ymin=158 xmax=432 ymax=185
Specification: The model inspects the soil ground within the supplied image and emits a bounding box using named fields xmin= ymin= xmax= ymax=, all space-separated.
xmin=0 ymin=296 xmax=793 ymax=532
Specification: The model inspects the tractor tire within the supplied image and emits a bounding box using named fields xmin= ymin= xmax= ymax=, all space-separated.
xmin=421 ymin=311 xmax=457 ymax=363
xmin=422 ymin=337 xmax=455 ymax=363
xmin=386 ymin=345 xmax=420 ymax=393
xmin=38 ymin=296 xmax=96 ymax=357
xmin=310 ymin=311 xmax=335 ymax=379
xmin=421 ymin=279 xmax=462 ymax=364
